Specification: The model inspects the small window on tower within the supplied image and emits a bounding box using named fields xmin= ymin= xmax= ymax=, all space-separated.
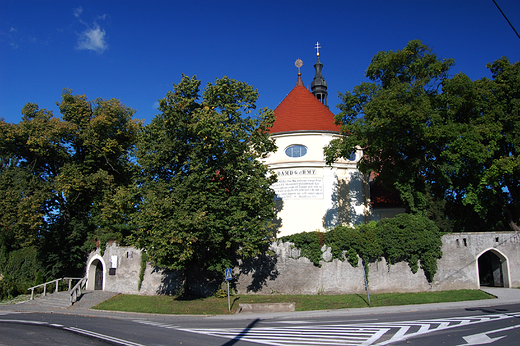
xmin=285 ymin=145 xmax=307 ymax=158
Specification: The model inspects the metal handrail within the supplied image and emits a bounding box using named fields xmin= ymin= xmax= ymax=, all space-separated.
xmin=69 ymin=277 xmax=87 ymax=304
xmin=27 ymin=277 xmax=86 ymax=302
xmin=27 ymin=278 xmax=62 ymax=300
xmin=63 ymin=277 xmax=84 ymax=291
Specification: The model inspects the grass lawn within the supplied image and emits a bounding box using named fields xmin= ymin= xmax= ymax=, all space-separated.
xmin=92 ymin=289 xmax=494 ymax=315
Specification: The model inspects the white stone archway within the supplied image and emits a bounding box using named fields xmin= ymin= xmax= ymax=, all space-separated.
xmin=476 ymin=248 xmax=511 ymax=288
xmin=86 ymin=254 xmax=106 ymax=291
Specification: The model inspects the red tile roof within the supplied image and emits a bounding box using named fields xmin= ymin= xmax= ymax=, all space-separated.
xmin=270 ymin=83 xmax=341 ymax=134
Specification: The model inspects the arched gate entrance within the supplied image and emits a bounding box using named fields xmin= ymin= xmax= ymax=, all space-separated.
xmin=86 ymin=255 xmax=106 ymax=290
xmin=477 ymin=249 xmax=510 ymax=288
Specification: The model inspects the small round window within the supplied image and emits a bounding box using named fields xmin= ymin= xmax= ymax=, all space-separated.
xmin=285 ymin=145 xmax=307 ymax=158
xmin=348 ymin=151 xmax=357 ymax=161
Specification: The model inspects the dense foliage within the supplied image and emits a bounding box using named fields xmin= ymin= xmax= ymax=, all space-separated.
xmin=132 ymin=75 xmax=277 ymax=285
xmin=0 ymin=90 xmax=140 ymax=297
xmin=0 ymin=246 xmax=43 ymax=299
xmin=2 ymin=41 xmax=518 ymax=298
xmin=325 ymin=40 xmax=520 ymax=232
xmin=0 ymin=76 xmax=279 ymax=297
xmin=280 ymin=214 xmax=442 ymax=282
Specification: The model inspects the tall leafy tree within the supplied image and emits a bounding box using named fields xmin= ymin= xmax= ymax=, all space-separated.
xmin=325 ymin=40 xmax=520 ymax=231
xmin=442 ymin=57 xmax=520 ymax=231
xmin=0 ymin=90 xmax=140 ymax=282
xmin=45 ymin=90 xmax=140 ymax=275
xmin=133 ymin=75 xmax=277 ymax=286
xmin=325 ymin=40 xmax=455 ymax=225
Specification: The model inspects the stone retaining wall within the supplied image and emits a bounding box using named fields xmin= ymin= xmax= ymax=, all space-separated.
xmin=85 ymin=231 xmax=520 ymax=295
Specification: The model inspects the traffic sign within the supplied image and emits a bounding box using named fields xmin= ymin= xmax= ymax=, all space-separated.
xmin=225 ymin=268 xmax=233 ymax=281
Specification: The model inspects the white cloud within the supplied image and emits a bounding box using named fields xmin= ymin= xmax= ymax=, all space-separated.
xmin=73 ymin=7 xmax=108 ymax=54
xmin=76 ymin=23 xmax=108 ymax=53
xmin=73 ymin=7 xmax=83 ymax=18
xmin=2 ymin=26 xmax=19 ymax=49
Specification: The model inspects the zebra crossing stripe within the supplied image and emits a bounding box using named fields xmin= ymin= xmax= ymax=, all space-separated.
xmin=133 ymin=311 xmax=520 ymax=346
xmin=178 ymin=326 xmax=391 ymax=346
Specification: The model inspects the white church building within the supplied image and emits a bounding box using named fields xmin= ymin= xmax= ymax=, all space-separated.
xmin=263 ymin=51 xmax=396 ymax=237
xmin=84 ymin=51 xmax=520 ymax=296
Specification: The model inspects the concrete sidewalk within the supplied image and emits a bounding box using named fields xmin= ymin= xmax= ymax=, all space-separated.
xmin=205 ymin=287 xmax=520 ymax=320
xmin=1 ymin=287 xmax=519 ymax=320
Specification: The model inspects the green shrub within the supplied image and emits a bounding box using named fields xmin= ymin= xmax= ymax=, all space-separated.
xmin=0 ymin=246 xmax=44 ymax=299
xmin=280 ymin=214 xmax=442 ymax=283
xmin=280 ymin=231 xmax=325 ymax=266
xmin=376 ymin=214 xmax=442 ymax=282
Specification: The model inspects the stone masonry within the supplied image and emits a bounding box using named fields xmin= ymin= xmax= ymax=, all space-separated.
xmin=86 ymin=232 xmax=520 ymax=296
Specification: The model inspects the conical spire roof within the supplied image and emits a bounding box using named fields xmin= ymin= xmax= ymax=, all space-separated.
xmin=269 ymin=73 xmax=340 ymax=134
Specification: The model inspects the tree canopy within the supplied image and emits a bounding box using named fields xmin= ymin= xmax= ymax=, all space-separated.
xmin=132 ymin=75 xmax=278 ymax=276
xmin=325 ymin=40 xmax=520 ymax=231
xmin=1 ymin=76 xmax=278 ymax=298
xmin=0 ymin=90 xmax=140 ymax=296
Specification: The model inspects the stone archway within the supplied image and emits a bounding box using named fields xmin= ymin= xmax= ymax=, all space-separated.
xmin=477 ymin=249 xmax=510 ymax=288
xmin=86 ymin=255 xmax=106 ymax=290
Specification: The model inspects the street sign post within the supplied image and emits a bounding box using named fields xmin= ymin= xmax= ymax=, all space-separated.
xmin=225 ymin=268 xmax=232 ymax=311
xmin=361 ymin=259 xmax=371 ymax=306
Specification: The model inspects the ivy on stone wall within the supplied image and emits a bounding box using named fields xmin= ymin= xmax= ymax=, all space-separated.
xmin=279 ymin=213 xmax=443 ymax=283
xmin=138 ymin=251 xmax=148 ymax=291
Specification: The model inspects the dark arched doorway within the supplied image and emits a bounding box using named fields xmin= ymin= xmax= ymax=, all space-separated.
xmin=94 ymin=261 xmax=103 ymax=290
xmin=478 ymin=250 xmax=505 ymax=287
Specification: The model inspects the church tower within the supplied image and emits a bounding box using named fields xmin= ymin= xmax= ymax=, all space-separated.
xmin=264 ymin=48 xmax=370 ymax=237
xmin=310 ymin=42 xmax=328 ymax=107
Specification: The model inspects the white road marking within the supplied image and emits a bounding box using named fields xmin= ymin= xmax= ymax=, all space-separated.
xmin=0 ymin=318 xmax=144 ymax=346
xmin=65 ymin=326 xmax=146 ymax=346
xmin=0 ymin=319 xmax=48 ymax=325
xmin=456 ymin=324 xmax=520 ymax=346
xmin=139 ymin=312 xmax=520 ymax=346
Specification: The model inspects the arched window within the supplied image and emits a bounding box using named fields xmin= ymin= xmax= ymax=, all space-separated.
xmin=285 ymin=145 xmax=307 ymax=158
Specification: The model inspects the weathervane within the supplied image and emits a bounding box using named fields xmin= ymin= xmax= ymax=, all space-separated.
xmin=295 ymin=58 xmax=303 ymax=73
xmin=315 ymin=41 xmax=321 ymax=56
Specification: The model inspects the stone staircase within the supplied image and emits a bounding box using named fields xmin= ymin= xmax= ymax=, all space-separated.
xmin=2 ymin=290 xmax=119 ymax=313
xmin=33 ymin=291 xmax=72 ymax=309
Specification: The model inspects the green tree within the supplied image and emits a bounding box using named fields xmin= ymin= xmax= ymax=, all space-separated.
xmin=325 ymin=40 xmax=454 ymax=218
xmin=44 ymin=90 xmax=140 ymax=275
xmin=326 ymin=40 xmax=519 ymax=231
xmin=0 ymin=91 xmax=140 ymax=284
xmin=465 ymin=58 xmax=520 ymax=231
xmin=132 ymin=75 xmax=277 ymax=289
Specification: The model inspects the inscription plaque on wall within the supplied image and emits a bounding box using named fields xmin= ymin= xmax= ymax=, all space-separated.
xmin=273 ymin=178 xmax=324 ymax=200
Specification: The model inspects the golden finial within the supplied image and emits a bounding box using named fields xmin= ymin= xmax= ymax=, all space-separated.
xmin=315 ymin=41 xmax=321 ymax=57
xmin=295 ymin=58 xmax=303 ymax=75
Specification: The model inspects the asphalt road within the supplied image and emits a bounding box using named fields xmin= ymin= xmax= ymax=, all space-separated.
xmin=1 ymin=302 xmax=520 ymax=345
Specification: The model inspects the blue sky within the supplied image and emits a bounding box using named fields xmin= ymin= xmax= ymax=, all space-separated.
xmin=1 ymin=1 xmax=519 ymax=125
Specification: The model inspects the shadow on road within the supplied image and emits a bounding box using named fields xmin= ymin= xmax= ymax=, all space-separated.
xmin=466 ymin=306 xmax=514 ymax=314
xmin=220 ymin=318 xmax=260 ymax=346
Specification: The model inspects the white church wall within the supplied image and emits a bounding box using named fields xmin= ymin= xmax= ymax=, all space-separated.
xmin=267 ymin=132 xmax=368 ymax=237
